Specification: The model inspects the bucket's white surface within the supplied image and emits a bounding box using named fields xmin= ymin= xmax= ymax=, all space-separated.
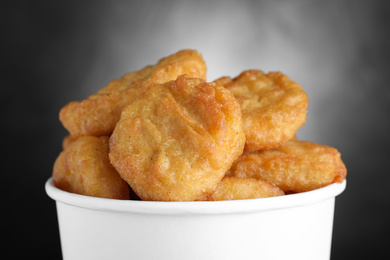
xmin=45 ymin=177 xmax=346 ymax=260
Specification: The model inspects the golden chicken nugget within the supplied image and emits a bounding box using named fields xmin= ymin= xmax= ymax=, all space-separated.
xmin=227 ymin=139 xmax=347 ymax=193
xmin=207 ymin=177 xmax=284 ymax=201
xmin=53 ymin=136 xmax=130 ymax=199
xmin=109 ymin=75 xmax=245 ymax=201
xmin=60 ymin=49 xmax=207 ymax=137
xmin=215 ymin=70 xmax=308 ymax=151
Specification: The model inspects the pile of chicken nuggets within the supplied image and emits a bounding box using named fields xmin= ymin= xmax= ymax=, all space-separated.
xmin=52 ymin=49 xmax=347 ymax=201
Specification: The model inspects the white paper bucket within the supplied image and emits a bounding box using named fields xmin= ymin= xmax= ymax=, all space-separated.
xmin=45 ymin=177 xmax=346 ymax=260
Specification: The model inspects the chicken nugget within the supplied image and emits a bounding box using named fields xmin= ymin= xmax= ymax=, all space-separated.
xmin=109 ymin=75 xmax=245 ymax=201
xmin=60 ymin=49 xmax=207 ymax=137
xmin=215 ymin=70 xmax=308 ymax=151
xmin=207 ymin=177 xmax=284 ymax=201
xmin=227 ymin=139 xmax=347 ymax=193
xmin=52 ymin=136 xmax=130 ymax=199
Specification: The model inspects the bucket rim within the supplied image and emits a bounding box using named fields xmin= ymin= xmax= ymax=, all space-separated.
xmin=45 ymin=177 xmax=346 ymax=215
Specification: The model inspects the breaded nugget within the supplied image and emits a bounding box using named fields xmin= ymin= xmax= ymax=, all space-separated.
xmin=60 ymin=49 xmax=207 ymax=137
xmin=109 ymin=75 xmax=245 ymax=201
xmin=215 ymin=70 xmax=308 ymax=151
xmin=207 ymin=177 xmax=284 ymax=201
xmin=52 ymin=136 xmax=130 ymax=199
xmin=227 ymin=139 xmax=347 ymax=193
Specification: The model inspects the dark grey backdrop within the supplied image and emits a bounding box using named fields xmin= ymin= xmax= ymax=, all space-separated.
xmin=3 ymin=0 xmax=389 ymax=259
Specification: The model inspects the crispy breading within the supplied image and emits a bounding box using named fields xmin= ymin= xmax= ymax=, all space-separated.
xmin=227 ymin=139 xmax=347 ymax=192
xmin=207 ymin=177 xmax=284 ymax=201
xmin=215 ymin=70 xmax=308 ymax=151
xmin=109 ymin=75 xmax=245 ymax=201
xmin=52 ymin=136 xmax=130 ymax=199
xmin=61 ymin=135 xmax=76 ymax=150
xmin=60 ymin=49 xmax=207 ymax=137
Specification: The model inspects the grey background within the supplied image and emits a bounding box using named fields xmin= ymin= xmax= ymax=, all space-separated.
xmin=3 ymin=0 xmax=389 ymax=258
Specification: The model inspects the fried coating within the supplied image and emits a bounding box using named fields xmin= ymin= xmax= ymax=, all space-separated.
xmin=62 ymin=135 xmax=76 ymax=150
xmin=215 ymin=70 xmax=308 ymax=151
xmin=207 ymin=177 xmax=284 ymax=201
xmin=60 ymin=49 xmax=207 ymax=137
xmin=52 ymin=136 xmax=130 ymax=199
xmin=227 ymin=139 xmax=347 ymax=193
xmin=109 ymin=75 xmax=245 ymax=201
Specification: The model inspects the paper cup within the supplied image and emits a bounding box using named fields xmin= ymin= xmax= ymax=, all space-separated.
xmin=45 ymin=177 xmax=346 ymax=260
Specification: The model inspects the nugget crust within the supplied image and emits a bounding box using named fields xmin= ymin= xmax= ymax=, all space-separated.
xmin=109 ymin=75 xmax=245 ymax=201
xmin=227 ymin=139 xmax=347 ymax=192
xmin=53 ymin=136 xmax=130 ymax=199
xmin=215 ymin=70 xmax=308 ymax=151
xmin=207 ymin=177 xmax=284 ymax=201
xmin=60 ymin=49 xmax=207 ymax=137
